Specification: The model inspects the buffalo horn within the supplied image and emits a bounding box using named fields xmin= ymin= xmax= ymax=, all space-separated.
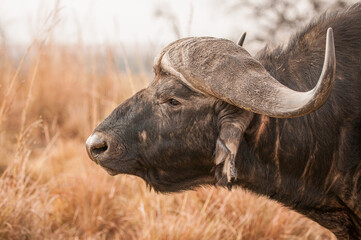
xmin=155 ymin=28 xmax=336 ymax=118
xmin=237 ymin=32 xmax=247 ymax=46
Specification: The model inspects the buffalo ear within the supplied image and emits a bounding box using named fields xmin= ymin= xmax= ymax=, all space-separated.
xmin=214 ymin=108 xmax=253 ymax=190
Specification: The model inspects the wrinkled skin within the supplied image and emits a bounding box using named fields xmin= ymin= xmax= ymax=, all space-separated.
xmin=93 ymin=74 xmax=224 ymax=192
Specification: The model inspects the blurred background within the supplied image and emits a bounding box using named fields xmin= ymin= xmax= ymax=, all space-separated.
xmin=0 ymin=0 xmax=356 ymax=239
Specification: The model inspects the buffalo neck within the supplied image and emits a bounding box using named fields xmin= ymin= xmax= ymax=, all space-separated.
xmin=234 ymin=114 xmax=337 ymax=210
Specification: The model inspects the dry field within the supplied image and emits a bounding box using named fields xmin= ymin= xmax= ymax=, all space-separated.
xmin=0 ymin=37 xmax=337 ymax=239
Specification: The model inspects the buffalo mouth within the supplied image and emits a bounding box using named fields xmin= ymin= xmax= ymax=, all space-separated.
xmin=95 ymin=157 xmax=215 ymax=192
xmin=139 ymin=166 xmax=215 ymax=193
xmin=97 ymin=158 xmax=142 ymax=177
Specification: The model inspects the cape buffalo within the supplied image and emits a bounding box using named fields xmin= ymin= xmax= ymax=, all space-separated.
xmin=86 ymin=3 xmax=361 ymax=239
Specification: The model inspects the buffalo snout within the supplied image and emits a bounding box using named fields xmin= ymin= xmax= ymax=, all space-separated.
xmin=86 ymin=131 xmax=126 ymax=176
xmin=86 ymin=132 xmax=109 ymax=163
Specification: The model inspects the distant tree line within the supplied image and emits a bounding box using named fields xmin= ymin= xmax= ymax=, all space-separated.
xmin=154 ymin=0 xmax=353 ymax=48
xmin=221 ymin=0 xmax=350 ymax=43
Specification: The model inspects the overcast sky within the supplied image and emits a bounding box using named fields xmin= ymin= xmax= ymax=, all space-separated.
xmin=0 ymin=0 xmax=248 ymax=47
xmin=2 ymin=0 xmax=357 ymax=55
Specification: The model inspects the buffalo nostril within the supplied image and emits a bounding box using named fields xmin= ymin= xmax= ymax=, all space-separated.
xmin=86 ymin=133 xmax=109 ymax=161
xmin=91 ymin=141 xmax=108 ymax=155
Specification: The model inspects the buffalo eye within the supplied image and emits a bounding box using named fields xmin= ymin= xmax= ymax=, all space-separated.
xmin=168 ymin=98 xmax=180 ymax=106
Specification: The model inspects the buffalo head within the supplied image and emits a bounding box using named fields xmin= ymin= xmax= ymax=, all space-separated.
xmin=86 ymin=29 xmax=335 ymax=193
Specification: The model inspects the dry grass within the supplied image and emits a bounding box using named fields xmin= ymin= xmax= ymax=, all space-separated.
xmin=0 ymin=39 xmax=336 ymax=240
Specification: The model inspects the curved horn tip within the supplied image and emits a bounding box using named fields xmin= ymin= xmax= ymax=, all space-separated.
xmin=302 ymin=26 xmax=336 ymax=117
xmin=321 ymin=27 xmax=336 ymax=81
xmin=240 ymin=27 xmax=335 ymax=118
xmin=237 ymin=32 xmax=247 ymax=46
xmin=325 ymin=28 xmax=335 ymax=62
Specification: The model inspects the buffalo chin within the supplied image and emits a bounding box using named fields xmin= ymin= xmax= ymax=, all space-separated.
xmin=100 ymin=165 xmax=119 ymax=176
xmin=140 ymin=168 xmax=215 ymax=193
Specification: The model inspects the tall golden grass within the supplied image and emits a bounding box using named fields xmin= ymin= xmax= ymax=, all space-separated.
xmin=0 ymin=36 xmax=336 ymax=239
